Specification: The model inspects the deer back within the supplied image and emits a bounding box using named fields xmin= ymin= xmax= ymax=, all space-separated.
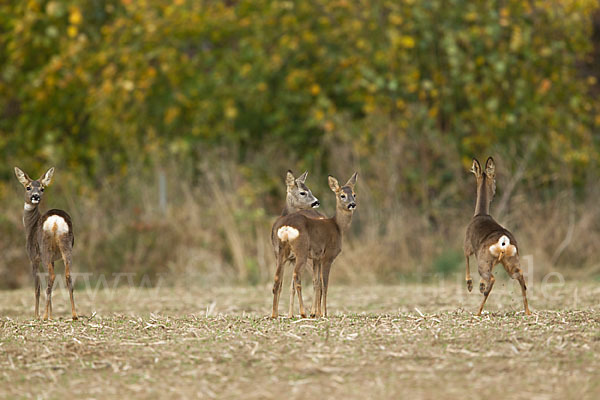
xmin=274 ymin=212 xmax=342 ymax=259
xmin=466 ymin=215 xmax=518 ymax=255
xmin=28 ymin=209 xmax=74 ymax=263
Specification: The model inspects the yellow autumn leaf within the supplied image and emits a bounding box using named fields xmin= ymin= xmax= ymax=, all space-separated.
xmin=310 ymin=84 xmax=321 ymax=96
xmin=389 ymin=14 xmax=403 ymax=25
xmin=241 ymin=63 xmax=252 ymax=77
xmin=69 ymin=8 xmax=82 ymax=25
xmin=314 ymin=109 xmax=325 ymax=121
xmin=67 ymin=25 xmax=78 ymax=38
xmin=164 ymin=107 xmax=179 ymax=124
xmin=225 ymin=105 xmax=238 ymax=119
xmin=400 ymin=36 xmax=415 ymax=48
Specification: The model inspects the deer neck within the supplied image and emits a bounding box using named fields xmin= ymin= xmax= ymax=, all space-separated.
xmin=333 ymin=207 xmax=353 ymax=236
xmin=23 ymin=203 xmax=41 ymax=233
xmin=281 ymin=197 xmax=295 ymax=216
xmin=474 ymin=179 xmax=491 ymax=216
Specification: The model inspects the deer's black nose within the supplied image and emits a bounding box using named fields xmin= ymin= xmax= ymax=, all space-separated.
xmin=348 ymin=203 xmax=356 ymax=210
xmin=31 ymin=194 xmax=40 ymax=201
xmin=311 ymin=200 xmax=320 ymax=208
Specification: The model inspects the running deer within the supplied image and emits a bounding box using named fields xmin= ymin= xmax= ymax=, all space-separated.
xmin=270 ymin=170 xmax=324 ymax=317
xmin=463 ymin=157 xmax=531 ymax=316
xmin=14 ymin=167 xmax=78 ymax=320
xmin=272 ymin=172 xmax=357 ymax=318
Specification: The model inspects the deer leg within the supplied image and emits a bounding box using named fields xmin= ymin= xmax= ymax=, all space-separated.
xmin=291 ymin=255 xmax=308 ymax=318
xmin=43 ymin=262 xmax=55 ymax=321
xmin=477 ymin=261 xmax=495 ymax=316
xmin=288 ymin=269 xmax=296 ymax=318
xmin=321 ymin=260 xmax=333 ymax=317
xmin=31 ymin=262 xmax=40 ymax=319
xmin=516 ymin=273 xmax=531 ymax=316
xmin=60 ymin=243 xmax=78 ymax=320
xmin=310 ymin=260 xmax=322 ymax=318
xmin=465 ymin=254 xmax=473 ymax=292
xmin=504 ymin=259 xmax=532 ymax=316
xmin=271 ymin=251 xmax=286 ymax=318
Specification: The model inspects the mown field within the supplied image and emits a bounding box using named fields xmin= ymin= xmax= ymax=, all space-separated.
xmin=0 ymin=279 xmax=599 ymax=399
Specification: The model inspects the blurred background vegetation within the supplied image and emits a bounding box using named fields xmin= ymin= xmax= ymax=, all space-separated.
xmin=1 ymin=0 xmax=599 ymax=289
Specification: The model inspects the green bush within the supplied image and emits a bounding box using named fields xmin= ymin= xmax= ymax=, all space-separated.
xmin=0 ymin=0 xmax=598 ymax=192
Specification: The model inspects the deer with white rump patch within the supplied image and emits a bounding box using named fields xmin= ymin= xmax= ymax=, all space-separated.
xmin=463 ymin=157 xmax=531 ymax=316
xmin=272 ymin=172 xmax=357 ymax=318
xmin=14 ymin=167 xmax=78 ymax=320
xmin=270 ymin=170 xmax=324 ymax=318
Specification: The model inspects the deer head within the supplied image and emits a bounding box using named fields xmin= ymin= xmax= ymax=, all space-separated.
xmin=328 ymin=172 xmax=358 ymax=213
xmin=14 ymin=167 xmax=55 ymax=209
xmin=285 ymin=170 xmax=320 ymax=210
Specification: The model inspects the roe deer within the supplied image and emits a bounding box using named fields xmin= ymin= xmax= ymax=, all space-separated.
xmin=14 ymin=167 xmax=78 ymax=320
xmin=463 ymin=157 xmax=531 ymax=316
xmin=272 ymin=172 xmax=357 ymax=318
xmin=277 ymin=170 xmax=321 ymax=217
xmin=270 ymin=170 xmax=324 ymax=318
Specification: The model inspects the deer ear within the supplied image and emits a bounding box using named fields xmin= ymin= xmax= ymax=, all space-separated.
xmin=345 ymin=172 xmax=358 ymax=189
xmin=470 ymin=158 xmax=482 ymax=177
xmin=328 ymin=175 xmax=340 ymax=192
xmin=285 ymin=170 xmax=296 ymax=188
xmin=40 ymin=167 xmax=55 ymax=186
xmin=485 ymin=157 xmax=495 ymax=178
xmin=297 ymin=170 xmax=308 ymax=184
xmin=14 ymin=167 xmax=31 ymax=187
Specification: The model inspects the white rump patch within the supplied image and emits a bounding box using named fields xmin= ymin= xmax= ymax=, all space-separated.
xmin=43 ymin=215 xmax=69 ymax=236
xmin=489 ymin=235 xmax=516 ymax=259
xmin=277 ymin=226 xmax=300 ymax=242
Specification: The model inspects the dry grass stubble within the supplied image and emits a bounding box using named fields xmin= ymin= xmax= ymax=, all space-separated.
xmin=0 ymin=282 xmax=599 ymax=399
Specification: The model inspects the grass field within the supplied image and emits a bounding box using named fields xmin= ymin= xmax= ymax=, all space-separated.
xmin=1 ymin=279 xmax=599 ymax=399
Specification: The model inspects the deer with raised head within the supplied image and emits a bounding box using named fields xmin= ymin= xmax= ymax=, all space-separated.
xmin=277 ymin=170 xmax=322 ymax=217
xmin=463 ymin=157 xmax=531 ymax=316
xmin=272 ymin=172 xmax=357 ymax=318
xmin=14 ymin=167 xmax=78 ymax=321
xmin=270 ymin=170 xmax=324 ymax=318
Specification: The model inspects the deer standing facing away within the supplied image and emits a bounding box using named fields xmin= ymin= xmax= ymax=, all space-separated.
xmin=272 ymin=172 xmax=357 ymax=318
xmin=14 ymin=167 xmax=78 ymax=320
xmin=463 ymin=158 xmax=531 ymax=316
xmin=270 ymin=170 xmax=324 ymax=318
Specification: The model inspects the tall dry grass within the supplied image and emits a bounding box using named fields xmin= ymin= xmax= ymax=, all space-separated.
xmin=1 ymin=127 xmax=599 ymax=289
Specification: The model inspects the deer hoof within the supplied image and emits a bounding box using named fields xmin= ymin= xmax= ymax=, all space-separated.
xmin=467 ymin=280 xmax=473 ymax=292
xmin=72 ymin=315 xmax=78 ymax=321
xmin=479 ymin=282 xmax=486 ymax=294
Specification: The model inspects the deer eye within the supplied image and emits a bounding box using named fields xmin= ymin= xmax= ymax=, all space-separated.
xmin=40 ymin=188 xmax=44 ymax=192
xmin=341 ymin=194 xmax=346 ymax=199
xmin=26 ymin=187 xmax=31 ymax=191
xmin=300 ymin=191 xmax=306 ymax=196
